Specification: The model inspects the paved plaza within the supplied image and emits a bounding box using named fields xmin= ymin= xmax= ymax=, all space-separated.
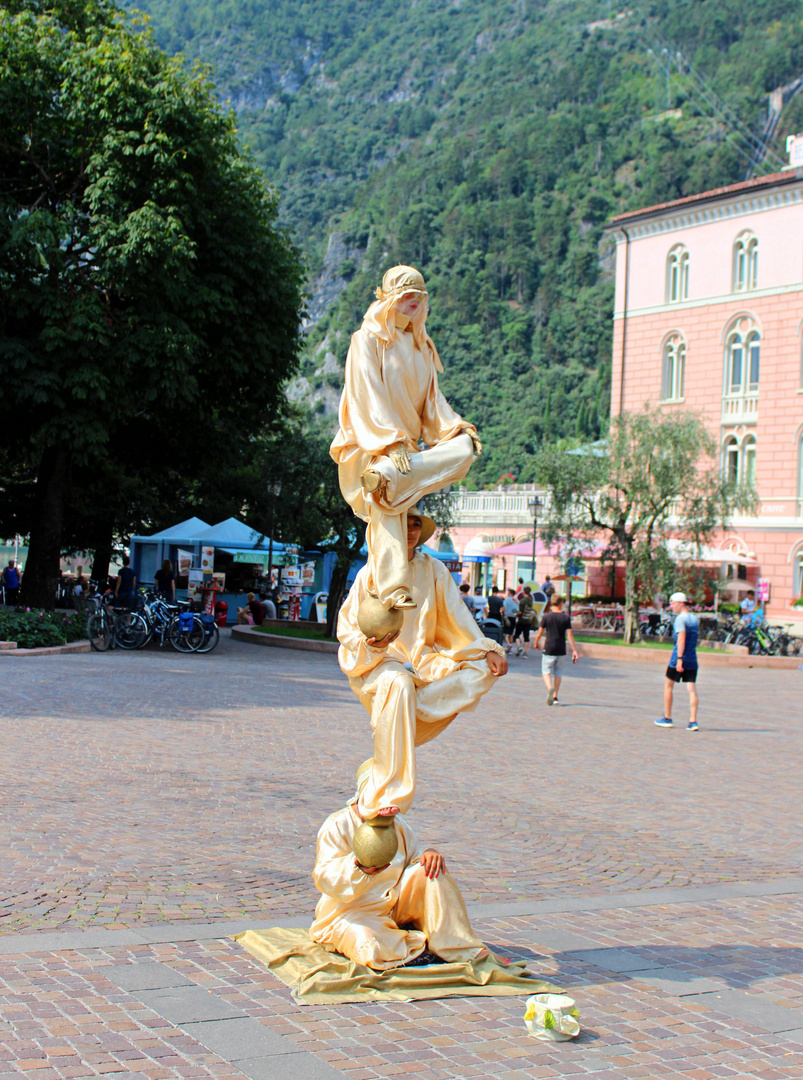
xmin=1 ymin=635 xmax=802 ymax=1079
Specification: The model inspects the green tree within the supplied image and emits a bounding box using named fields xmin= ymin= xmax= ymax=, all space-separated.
xmin=534 ymin=409 xmax=756 ymax=642
xmin=0 ymin=0 xmax=304 ymax=606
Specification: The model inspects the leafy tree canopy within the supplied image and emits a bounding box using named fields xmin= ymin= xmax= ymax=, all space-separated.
xmin=534 ymin=409 xmax=757 ymax=640
xmin=0 ymin=0 xmax=304 ymax=604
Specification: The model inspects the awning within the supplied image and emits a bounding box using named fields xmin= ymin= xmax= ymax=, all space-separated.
xmin=665 ymin=540 xmax=758 ymax=565
xmin=462 ymin=537 xmax=496 ymax=564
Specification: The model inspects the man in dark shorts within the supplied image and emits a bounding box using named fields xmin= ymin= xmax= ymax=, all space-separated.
xmin=654 ymin=592 xmax=699 ymax=732
xmin=533 ymin=594 xmax=578 ymax=705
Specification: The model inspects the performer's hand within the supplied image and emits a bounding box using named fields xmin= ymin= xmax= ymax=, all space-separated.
xmin=420 ymin=849 xmax=446 ymax=878
xmin=355 ymin=859 xmax=390 ymax=875
xmin=468 ymin=430 xmax=483 ymax=456
xmin=486 ymin=651 xmax=507 ymax=677
xmin=366 ymin=630 xmax=400 ymax=649
xmin=389 ymin=443 xmax=411 ymax=474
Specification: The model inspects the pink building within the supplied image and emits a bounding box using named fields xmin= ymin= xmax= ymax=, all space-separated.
xmin=607 ymin=166 xmax=803 ymax=619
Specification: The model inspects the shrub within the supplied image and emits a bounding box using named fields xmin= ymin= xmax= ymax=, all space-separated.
xmin=0 ymin=608 xmax=88 ymax=649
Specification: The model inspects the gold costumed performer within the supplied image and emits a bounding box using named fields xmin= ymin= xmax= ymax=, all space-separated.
xmin=310 ymin=767 xmax=487 ymax=971
xmin=338 ymin=507 xmax=507 ymax=821
xmin=329 ymin=265 xmax=481 ymax=611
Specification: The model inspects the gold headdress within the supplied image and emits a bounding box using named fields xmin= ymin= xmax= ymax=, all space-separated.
xmin=362 ymin=264 xmax=443 ymax=372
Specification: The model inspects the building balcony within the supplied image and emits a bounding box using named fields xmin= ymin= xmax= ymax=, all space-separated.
xmin=721 ymin=393 xmax=758 ymax=425
xmin=446 ymin=488 xmax=549 ymax=528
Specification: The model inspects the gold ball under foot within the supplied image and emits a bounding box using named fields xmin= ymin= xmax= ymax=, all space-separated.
xmin=352 ymin=818 xmax=399 ymax=869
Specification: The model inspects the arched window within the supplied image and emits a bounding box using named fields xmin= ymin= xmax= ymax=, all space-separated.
xmin=722 ymin=434 xmax=758 ymax=486
xmin=723 ymin=436 xmax=740 ymax=485
xmin=733 ymin=232 xmax=758 ymax=291
xmin=661 ymin=333 xmax=685 ymax=401
xmin=725 ymin=322 xmax=760 ymax=395
xmin=742 ymin=434 xmax=756 ymax=487
xmin=666 ymin=245 xmax=689 ymax=302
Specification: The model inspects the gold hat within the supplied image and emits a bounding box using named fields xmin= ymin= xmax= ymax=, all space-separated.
xmin=407 ymin=504 xmax=436 ymax=546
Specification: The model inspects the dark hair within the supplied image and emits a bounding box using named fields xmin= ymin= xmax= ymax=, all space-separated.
xmin=523 ymin=586 xmax=532 ymax=595
xmin=491 ymin=586 xmax=498 ymax=593
xmin=459 ymin=583 xmax=470 ymax=593
xmin=162 ymin=559 xmax=172 ymax=573
xmin=122 ymin=555 xmax=130 ymax=566
xmin=551 ymin=594 xmax=564 ymax=607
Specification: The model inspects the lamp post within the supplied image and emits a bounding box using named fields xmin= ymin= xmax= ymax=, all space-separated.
xmin=267 ymin=481 xmax=282 ymax=586
xmin=528 ymin=496 xmax=542 ymax=586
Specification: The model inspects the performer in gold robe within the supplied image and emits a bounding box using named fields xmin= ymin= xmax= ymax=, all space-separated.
xmin=310 ymin=796 xmax=487 ymax=971
xmin=338 ymin=507 xmax=507 ymax=820
xmin=329 ymin=265 xmax=481 ymax=610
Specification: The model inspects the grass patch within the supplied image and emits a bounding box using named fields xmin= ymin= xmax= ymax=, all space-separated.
xmin=573 ymin=633 xmax=717 ymax=653
xmin=252 ymin=623 xmax=336 ymax=642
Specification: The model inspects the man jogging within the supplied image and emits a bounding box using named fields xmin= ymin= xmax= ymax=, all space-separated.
xmin=654 ymin=592 xmax=699 ymax=732
xmin=533 ymin=594 xmax=578 ymax=705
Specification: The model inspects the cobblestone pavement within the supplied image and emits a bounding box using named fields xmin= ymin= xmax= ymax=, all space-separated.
xmin=1 ymin=635 xmax=802 ymax=1077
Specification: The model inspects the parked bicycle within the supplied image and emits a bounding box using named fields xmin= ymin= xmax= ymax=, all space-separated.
xmin=86 ymin=596 xmax=148 ymax=652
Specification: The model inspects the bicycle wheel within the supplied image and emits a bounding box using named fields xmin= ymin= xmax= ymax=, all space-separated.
xmin=195 ymin=620 xmax=220 ymax=653
xmin=87 ymin=613 xmax=111 ymax=652
xmin=169 ymin=615 xmax=205 ymax=652
xmin=116 ymin=612 xmax=149 ymax=650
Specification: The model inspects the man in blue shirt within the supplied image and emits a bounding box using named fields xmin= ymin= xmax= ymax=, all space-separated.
xmin=654 ymin=591 xmax=700 ymax=732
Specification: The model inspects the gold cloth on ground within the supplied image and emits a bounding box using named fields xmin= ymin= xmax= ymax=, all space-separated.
xmin=234 ymin=926 xmax=563 ymax=1006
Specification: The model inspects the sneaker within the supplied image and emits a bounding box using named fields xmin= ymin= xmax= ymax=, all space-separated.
xmin=515 ymin=646 xmax=522 ymax=656
xmin=547 ymin=688 xmax=555 ymax=706
xmin=654 ymin=717 xmax=673 ymax=727
xmin=504 ymin=644 xmax=512 ymax=654
xmin=686 ymin=721 xmax=699 ymax=732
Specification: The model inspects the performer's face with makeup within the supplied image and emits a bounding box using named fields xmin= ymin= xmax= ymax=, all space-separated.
xmin=396 ymin=291 xmax=424 ymax=319
xmin=407 ymin=516 xmax=422 ymax=556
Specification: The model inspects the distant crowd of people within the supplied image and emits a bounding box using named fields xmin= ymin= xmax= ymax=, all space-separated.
xmin=459 ymin=575 xmax=577 ymax=705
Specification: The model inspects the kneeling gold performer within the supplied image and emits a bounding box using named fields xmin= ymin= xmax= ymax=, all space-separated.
xmin=310 ymin=770 xmax=487 ymax=971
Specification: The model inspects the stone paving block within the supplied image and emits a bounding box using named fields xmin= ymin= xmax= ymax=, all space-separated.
xmin=181 ymin=1017 xmax=300 ymax=1059
xmin=632 ymin=971 xmax=728 ymax=996
xmin=689 ymin=990 xmax=803 ymax=1033
xmin=134 ymin=986 xmax=248 ymax=1025
xmin=565 ymin=947 xmax=667 ymax=973
xmin=102 ymin=962 xmax=195 ymax=992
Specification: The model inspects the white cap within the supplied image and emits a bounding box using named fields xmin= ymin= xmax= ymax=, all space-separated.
xmin=669 ymin=592 xmax=687 ymax=604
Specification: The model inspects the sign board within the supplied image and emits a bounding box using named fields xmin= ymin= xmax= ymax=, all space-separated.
xmin=756 ymin=578 xmax=770 ymax=602
xmin=565 ymin=557 xmax=581 ymax=577
xmin=787 ymin=133 xmax=803 ymax=167
xmin=283 ymin=565 xmax=302 ymax=585
xmin=211 ymin=571 xmax=226 ymax=592
xmin=302 ymin=561 xmax=316 ymax=585
xmin=187 ymin=569 xmax=204 ymax=599
xmin=201 ymin=546 xmax=215 ymax=574
xmin=177 ymin=549 xmax=194 ymax=577
xmin=233 ymin=551 xmax=270 ymax=568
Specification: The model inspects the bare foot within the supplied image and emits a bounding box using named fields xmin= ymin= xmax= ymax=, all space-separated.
xmin=356 ymin=805 xmax=400 ymax=822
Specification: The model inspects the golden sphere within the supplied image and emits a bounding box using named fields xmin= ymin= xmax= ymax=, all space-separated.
xmin=352 ymin=820 xmax=399 ymax=868
xmin=357 ymin=596 xmax=404 ymax=641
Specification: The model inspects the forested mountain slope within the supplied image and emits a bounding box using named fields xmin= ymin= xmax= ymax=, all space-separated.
xmin=125 ymin=0 xmax=803 ymax=485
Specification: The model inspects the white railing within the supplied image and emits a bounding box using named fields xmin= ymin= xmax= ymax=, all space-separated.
xmin=721 ymin=393 xmax=758 ymax=425
xmin=446 ymin=488 xmax=550 ymax=526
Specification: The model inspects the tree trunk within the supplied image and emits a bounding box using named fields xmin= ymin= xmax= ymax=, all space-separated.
xmin=22 ymin=445 xmax=72 ymax=610
xmin=90 ymin=515 xmax=116 ymax=589
xmin=622 ymin=547 xmax=641 ymax=643
xmin=325 ymin=560 xmax=349 ymax=640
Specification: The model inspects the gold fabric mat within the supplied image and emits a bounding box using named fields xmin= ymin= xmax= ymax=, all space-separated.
xmin=234 ymin=927 xmax=563 ymax=1006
